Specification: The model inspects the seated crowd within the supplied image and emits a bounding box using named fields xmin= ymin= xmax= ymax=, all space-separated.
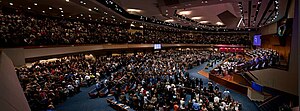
xmin=98 ymin=50 xmax=242 ymax=111
xmin=16 ymin=49 xmax=244 ymax=111
xmin=16 ymin=54 xmax=131 ymax=110
xmin=0 ymin=8 xmax=250 ymax=47
xmin=210 ymin=48 xmax=280 ymax=78
xmin=241 ymin=49 xmax=280 ymax=70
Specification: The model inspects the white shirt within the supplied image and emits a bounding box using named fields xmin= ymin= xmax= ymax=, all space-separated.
xmin=214 ymin=96 xmax=220 ymax=103
xmin=180 ymin=100 xmax=185 ymax=109
xmin=85 ymin=75 xmax=90 ymax=80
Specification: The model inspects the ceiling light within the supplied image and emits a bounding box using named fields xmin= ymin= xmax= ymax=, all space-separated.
xmin=216 ymin=22 xmax=224 ymax=25
xmin=28 ymin=7 xmax=31 ymax=10
xmin=34 ymin=3 xmax=37 ymax=6
xmin=61 ymin=15 xmax=64 ymax=17
xmin=88 ymin=9 xmax=92 ymax=11
xmin=200 ymin=21 xmax=209 ymax=24
xmin=275 ymin=6 xmax=279 ymax=9
xmin=88 ymin=15 xmax=91 ymax=17
xmin=83 ymin=2 xmax=86 ymax=5
xmin=80 ymin=14 xmax=83 ymax=16
xmin=191 ymin=17 xmax=202 ymax=20
xmin=130 ymin=24 xmax=135 ymax=27
xmin=104 ymin=12 xmax=107 ymax=14
xmin=165 ymin=19 xmax=174 ymax=22
xmin=139 ymin=26 xmax=143 ymax=28
xmin=49 ymin=7 xmax=52 ymax=10
xmin=178 ymin=11 xmax=191 ymax=15
xmin=69 ymin=16 xmax=71 ymax=17
xmin=61 ymin=11 xmax=64 ymax=13
xmin=80 ymin=1 xmax=83 ymax=4
xmin=59 ymin=8 xmax=63 ymax=10
xmin=126 ymin=9 xmax=142 ymax=13
xmin=9 ymin=2 xmax=13 ymax=6
xmin=77 ymin=17 xmax=79 ymax=19
xmin=42 ymin=11 xmax=45 ymax=13
xmin=66 ymin=0 xmax=69 ymax=2
xmin=237 ymin=17 xmax=243 ymax=27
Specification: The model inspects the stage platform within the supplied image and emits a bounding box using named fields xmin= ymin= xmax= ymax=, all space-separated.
xmin=198 ymin=60 xmax=271 ymax=102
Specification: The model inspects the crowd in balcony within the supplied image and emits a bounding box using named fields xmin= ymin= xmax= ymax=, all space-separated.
xmin=0 ymin=10 xmax=250 ymax=47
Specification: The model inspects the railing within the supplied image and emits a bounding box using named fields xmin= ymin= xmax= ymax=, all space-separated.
xmin=247 ymin=70 xmax=259 ymax=80
xmin=259 ymin=95 xmax=280 ymax=107
xmin=209 ymin=74 xmax=249 ymax=95
xmin=239 ymin=73 xmax=253 ymax=85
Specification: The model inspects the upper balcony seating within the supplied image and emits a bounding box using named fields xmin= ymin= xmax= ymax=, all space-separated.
xmin=0 ymin=11 xmax=250 ymax=47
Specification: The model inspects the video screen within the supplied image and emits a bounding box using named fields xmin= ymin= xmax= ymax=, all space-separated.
xmin=253 ymin=35 xmax=261 ymax=46
xmin=154 ymin=44 xmax=162 ymax=50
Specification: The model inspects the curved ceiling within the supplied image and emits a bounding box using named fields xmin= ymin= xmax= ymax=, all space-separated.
xmin=114 ymin=0 xmax=289 ymax=29
xmin=0 ymin=0 xmax=290 ymax=30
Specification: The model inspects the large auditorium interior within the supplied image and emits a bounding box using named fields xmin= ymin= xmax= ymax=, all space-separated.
xmin=0 ymin=0 xmax=299 ymax=111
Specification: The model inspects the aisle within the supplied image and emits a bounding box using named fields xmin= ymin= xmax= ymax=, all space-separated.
xmin=55 ymin=85 xmax=115 ymax=111
xmin=56 ymin=62 xmax=258 ymax=111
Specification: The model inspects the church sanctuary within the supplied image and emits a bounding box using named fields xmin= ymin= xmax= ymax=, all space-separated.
xmin=0 ymin=0 xmax=299 ymax=111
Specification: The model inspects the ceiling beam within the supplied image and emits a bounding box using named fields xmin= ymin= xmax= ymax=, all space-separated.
xmin=256 ymin=0 xmax=274 ymax=27
xmin=247 ymin=0 xmax=251 ymax=27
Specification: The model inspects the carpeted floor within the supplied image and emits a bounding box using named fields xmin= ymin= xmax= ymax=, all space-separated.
xmin=55 ymin=62 xmax=259 ymax=111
